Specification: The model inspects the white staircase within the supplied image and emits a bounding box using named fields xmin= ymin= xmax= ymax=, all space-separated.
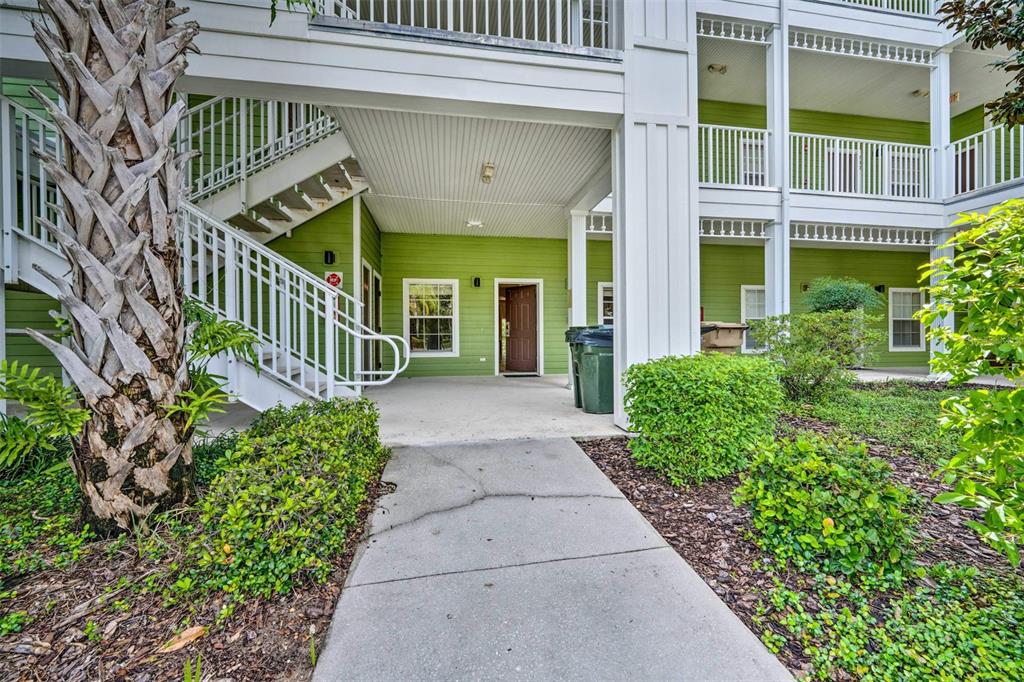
xmin=178 ymin=96 xmax=368 ymax=242
xmin=1 ymin=94 xmax=408 ymax=410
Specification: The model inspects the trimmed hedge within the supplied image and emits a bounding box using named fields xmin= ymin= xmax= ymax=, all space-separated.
xmin=734 ymin=434 xmax=918 ymax=575
xmin=185 ymin=398 xmax=388 ymax=598
xmin=623 ymin=353 xmax=783 ymax=485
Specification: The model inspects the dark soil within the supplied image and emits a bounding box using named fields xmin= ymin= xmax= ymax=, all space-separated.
xmin=0 ymin=479 xmax=395 ymax=682
xmin=576 ymin=414 xmax=1009 ymax=677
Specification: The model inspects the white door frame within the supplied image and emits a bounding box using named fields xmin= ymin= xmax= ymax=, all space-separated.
xmin=493 ymin=278 xmax=544 ymax=377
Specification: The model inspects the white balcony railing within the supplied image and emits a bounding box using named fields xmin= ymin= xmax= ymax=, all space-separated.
xmin=790 ymin=132 xmax=934 ymax=199
xmin=950 ymin=124 xmax=1024 ymax=196
xmin=698 ymin=124 xmax=770 ymax=187
xmin=831 ymin=0 xmax=932 ymax=16
xmin=316 ymin=0 xmax=614 ymax=50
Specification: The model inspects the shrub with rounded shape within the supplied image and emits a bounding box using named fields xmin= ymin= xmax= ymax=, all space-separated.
xmin=804 ymin=277 xmax=883 ymax=313
xmin=733 ymin=434 xmax=918 ymax=575
xmin=623 ymin=354 xmax=783 ymax=485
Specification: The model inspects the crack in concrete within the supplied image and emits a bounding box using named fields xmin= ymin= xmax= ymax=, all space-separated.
xmin=345 ymin=545 xmax=671 ymax=589
xmin=368 ymin=491 xmax=628 ymax=538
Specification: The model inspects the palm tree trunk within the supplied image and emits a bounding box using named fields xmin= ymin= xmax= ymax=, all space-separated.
xmin=28 ymin=0 xmax=199 ymax=534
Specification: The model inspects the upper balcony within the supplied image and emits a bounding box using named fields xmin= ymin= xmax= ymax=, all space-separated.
xmin=312 ymin=0 xmax=620 ymax=55
xmin=829 ymin=0 xmax=933 ymax=17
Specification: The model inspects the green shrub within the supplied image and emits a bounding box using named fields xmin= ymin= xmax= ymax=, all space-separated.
xmin=623 ymin=354 xmax=783 ymax=485
xmin=751 ymin=310 xmax=884 ymax=402
xmin=734 ymin=434 xmax=918 ymax=575
xmin=192 ymin=431 xmax=240 ymax=487
xmin=184 ymin=398 xmax=388 ymax=598
xmin=804 ymin=276 xmax=882 ymax=312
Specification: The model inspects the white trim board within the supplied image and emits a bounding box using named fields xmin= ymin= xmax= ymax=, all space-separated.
xmin=493 ymin=278 xmax=545 ymax=377
xmin=597 ymin=281 xmax=613 ymax=325
xmin=402 ymin=278 xmax=461 ymax=358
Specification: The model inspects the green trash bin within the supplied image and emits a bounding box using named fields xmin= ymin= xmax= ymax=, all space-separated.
xmin=577 ymin=326 xmax=614 ymax=414
xmin=565 ymin=326 xmax=589 ymax=408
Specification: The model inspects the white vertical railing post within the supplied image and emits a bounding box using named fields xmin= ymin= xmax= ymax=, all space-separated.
xmin=1 ymin=101 xmax=15 ymax=285
xmin=223 ymin=230 xmax=239 ymax=394
xmin=569 ymin=0 xmax=582 ymax=46
xmin=238 ymin=98 xmax=248 ymax=212
xmin=930 ymin=49 xmax=951 ymax=199
xmin=325 ymin=292 xmax=337 ymax=398
xmin=882 ymin=143 xmax=892 ymax=197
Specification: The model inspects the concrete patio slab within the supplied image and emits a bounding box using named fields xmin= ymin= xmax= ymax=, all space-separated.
xmin=314 ymin=438 xmax=793 ymax=682
xmin=365 ymin=375 xmax=624 ymax=446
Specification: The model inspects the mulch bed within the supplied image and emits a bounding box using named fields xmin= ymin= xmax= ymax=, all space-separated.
xmin=0 ymin=479 xmax=395 ymax=682
xmin=576 ymin=415 xmax=1010 ymax=677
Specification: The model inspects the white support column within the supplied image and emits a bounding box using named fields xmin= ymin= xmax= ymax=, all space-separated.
xmin=931 ymin=49 xmax=952 ymax=200
xmin=613 ymin=0 xmax=700 ymax=428
xmin=352 ymin=194 xmax=362 ymax=397
xmin=568 ymin=211 xmax=588 ymax=327
xmin=928 ymin=229 xmax=956 ymax=377
xmin=765 ymin=16 xmax=791 ymax=317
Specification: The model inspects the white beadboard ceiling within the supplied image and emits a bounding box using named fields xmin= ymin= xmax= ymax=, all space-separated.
xmin=698 ymin=37 xmax=1007 ymax=121
xmin=328 ymin=107 xmax=610 ymax=238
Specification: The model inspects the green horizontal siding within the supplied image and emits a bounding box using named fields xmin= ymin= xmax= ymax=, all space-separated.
xmin=267 ymin=200 xmax=355 ymax=298
xmin=698 ymin=243 xmax=928 ymax=369
xmin=5 ymin=290 xmax=60 ymax=377
xmin=380 ymin=233 xmax=569 ymax=377
xmin=791 ymin=247 xmax=929 ymax=369
xmin=360 ymin=201 xmax=382 ymax=275
xmin=1 ymin=78 xmax=57 ymax=117
xmin=586 ymin=239 xmax=612 ymax=325
xmin=700 ymin=243 xmax=765 ymax=323
xmin=699 ymin=99 xmax=930 ymax=144
xmin=952 ymin=105 xmax=985 ymax=142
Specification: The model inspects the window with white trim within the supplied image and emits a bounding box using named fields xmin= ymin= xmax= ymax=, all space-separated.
xmin=404 ymin=279 xmax=459 ymax=356
xmin=741 ymin=285 xmax=766 ymax=351
xmin=597 ymin=282 xmax=614 ymax=325
xmin=889 ymin=288 xmax=925 ymax=351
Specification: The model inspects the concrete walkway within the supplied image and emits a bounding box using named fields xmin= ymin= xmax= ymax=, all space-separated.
xmin=366 ymin=375 xmax=623 ymax=446
xmin=314 ymin=438 xmax=792 ymax=681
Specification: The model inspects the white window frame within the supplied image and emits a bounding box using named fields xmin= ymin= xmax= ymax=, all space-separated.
xmin=888 ymin=287 xmax=926 ymax=352
xmin=740 ymin=284 xmax=767 ymax=352
xmin=597 ymin=281 xmax=614 ymax=325
xmin=403 ymin=278 xmax=460 ymax=358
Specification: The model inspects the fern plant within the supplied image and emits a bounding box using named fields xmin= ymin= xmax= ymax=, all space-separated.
xmin=0 ymin=361 xmax=89 ymax=474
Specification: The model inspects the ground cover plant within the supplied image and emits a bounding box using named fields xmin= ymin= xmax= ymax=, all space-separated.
xmin=794 ymin=381 xmax=960 ymax=463
xmin=582 ymin=375 xmax=1024 ymax=680
xmin=0 ymin=398 xmax=390 ymax=680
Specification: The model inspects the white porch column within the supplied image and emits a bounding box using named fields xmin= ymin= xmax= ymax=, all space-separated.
xmin=352 ymin=194 xmax=362 ymax=397
xmin=612 ymin=0 xmax=700 ymax=428
xmin=568 ymin=210 xmax=588 ymax=327
xmin=931 ymin=49 xmax=952 ymax=200
xmin=928 ymin=228 xmax=956 ymax=376
xmin=765 ymin=20 xmax=790 ymax=317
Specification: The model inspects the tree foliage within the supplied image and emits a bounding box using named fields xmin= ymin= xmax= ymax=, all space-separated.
xmin=939 ymin=0 xmax=1024 ymax=126
xmin=919 ymin=199 xmax=1024 ymax=565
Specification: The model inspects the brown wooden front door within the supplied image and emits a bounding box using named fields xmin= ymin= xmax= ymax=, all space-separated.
xmin=505 ymin=285 xmax=538 ymax=373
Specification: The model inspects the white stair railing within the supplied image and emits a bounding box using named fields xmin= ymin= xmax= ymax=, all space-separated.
xmin=180 ymin=204 xmax=409 ymax=395
xmin=316 ymin=0 xmax=613 ymax=49
xmin=950 ymin=124 xmax=1024 ymax=196
xmin=789 ymin=132 xmax=934 ymax=199
xmin=177 ymin=96 xmax=338 ymax=202
xmin=1 ymin=94 xmax=409 ymax=398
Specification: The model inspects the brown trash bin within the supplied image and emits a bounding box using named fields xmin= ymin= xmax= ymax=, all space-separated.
xmin=700 ymin=322 xmax=749 ymax=355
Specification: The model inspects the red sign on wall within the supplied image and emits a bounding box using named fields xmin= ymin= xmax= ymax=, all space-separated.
xmin=325 ymin=271 xmax=343 ymax=288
